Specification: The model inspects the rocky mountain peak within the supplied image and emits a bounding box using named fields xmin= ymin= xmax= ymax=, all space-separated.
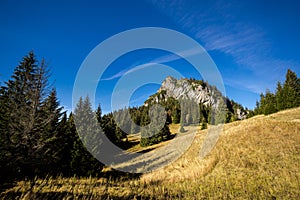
xmin=158 ymin=76 xmax=214 ymax=106
xmin=145 ymin=76 xmax=247 ymax=120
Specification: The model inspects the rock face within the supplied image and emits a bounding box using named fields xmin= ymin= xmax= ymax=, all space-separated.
xmin=158 ymin=76 xmax=217 ymax=107
xmin=145 ymin=76 xmax=247 ymax=120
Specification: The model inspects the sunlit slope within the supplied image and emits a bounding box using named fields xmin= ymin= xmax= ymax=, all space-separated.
xmin=2 ymin=107 xmax=299 ymax=199
xmin=142 ymin=107 xmax=300 ymax=198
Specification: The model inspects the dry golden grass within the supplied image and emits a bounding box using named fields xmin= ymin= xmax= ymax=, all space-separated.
xmin=125 ymin=123 xmax=180 ymax=153
xmin=169 ymin=123 xmax=180 ymax=134
xmin=1 ymin=107 xmax=300 ymax=199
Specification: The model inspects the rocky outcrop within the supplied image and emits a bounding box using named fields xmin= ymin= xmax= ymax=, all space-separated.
xmin=158 ymin=76 xmax=213 ymax=106
xmin=145 ymin=76 xmax=247 ymax=120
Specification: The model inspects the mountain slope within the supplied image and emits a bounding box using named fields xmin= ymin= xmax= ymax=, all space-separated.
xmin=2 ymin=107 xmax=299 ymax=199
xmin=141 ymin=107 xmax=300 ymax=198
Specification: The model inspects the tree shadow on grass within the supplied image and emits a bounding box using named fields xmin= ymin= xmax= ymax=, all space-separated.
xmin=100 ymin=168 xmax=142 ymax=181
xmin=0 ymin=190 xmax=158 ymax=200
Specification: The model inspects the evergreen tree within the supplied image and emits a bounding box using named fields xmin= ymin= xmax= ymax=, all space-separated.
xmin=0 ymin=52 xmax=60 ymax=179
xmin=100 ymin=113 xmax=118 ymax=144
xmin=191 ymin=101 xmax=200 ymax=124
xmin=56 ymin=112 xmax=74 ymax=175
xmin=0 ymin=86 xmax=12 ymax=181
xmin=264 ymin=90 xmax=277 ymax=115
xmin=63 ymin=113 xmax=78 ymax=175
xmin=200 ymin=103 xmax=210 ymax=123
xmin=214 ymin=98 xmax=227 ymax=124
xmin=166 ymin=109 xmax=173 ymax=125
xmin=172 ymin=107 xmax=181 ymax=124
xmin=72 ymin=96 xmax=104 ymax=176
xmin=101 ymin=110 xmax=128 ymax=146
xmin=95 ymin=104 xmax=102 ymax=124
xmin=37 ymin=88 xmax=64 ymax=174
xmin=129 ymin=107 xmax=141 ymax=133
xmin=255 ymin=69 xmax=300 ymax=116
xmin=140 ymin=105 xmax=171 ymax=146
xmin=275 ymin=82 xmax=284 ymax=111
xmin=180 ymin=100 xmax=188 ymax=126
xmin=254 ymin=100 xmax=261 ymax=115
xmin=283 ymin=69 xmax=300 ymax=108
xmin=259 ymin=93 xmax=266 ymax=114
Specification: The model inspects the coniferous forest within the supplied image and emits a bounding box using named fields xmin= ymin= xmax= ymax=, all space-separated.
xmin=0 ymin=52 xmax=299 ymax=198
xmin=0 ymin=52 xmax=103 ymax=183
xmin=252 ymin=69 xmax=300 ymax=115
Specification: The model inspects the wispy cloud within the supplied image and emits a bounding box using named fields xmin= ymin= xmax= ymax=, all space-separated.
xmin=100 ymin=47 xmax=200 ymax=81
xmin=224 ymin=78 xmax=265 ymax=94
xmin=100 ymin=68 xmax=130 ymax=81
xmin=100 ymin=63 xmax=153 ymax=81
xmin=151 ymin=47 xmax=201 ymax=63
xmin=147 ymin=0 xmax=298 ymax=92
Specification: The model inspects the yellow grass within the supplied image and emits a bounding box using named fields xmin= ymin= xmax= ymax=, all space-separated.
xmin=1 ymin=107 xmax=300 ymax=199
xmin=125 ymin=123 xmax=180 ymax=153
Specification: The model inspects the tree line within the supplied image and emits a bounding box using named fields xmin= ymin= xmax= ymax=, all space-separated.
xmin=252 ymin=69 xmax=300 ymax=115
xmin=0 ymin=52 xmax=172 ymax=182
xmin=0 ymin=53 xmax=107 ymax=183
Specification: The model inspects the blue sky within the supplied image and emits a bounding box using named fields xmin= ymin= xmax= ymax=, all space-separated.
xmin=0 ymin=0 xmax=299 ymax=113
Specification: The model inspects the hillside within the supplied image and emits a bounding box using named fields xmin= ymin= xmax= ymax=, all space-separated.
xmin=145 ymin=76 xmax=247 ymax=122
xmin=2 ymin=107 xmax=299 ymax=199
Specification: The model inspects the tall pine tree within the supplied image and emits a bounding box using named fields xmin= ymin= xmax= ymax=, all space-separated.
xmin=0 ymin=52 xmax=64 ymax=179
xmin=283 ymin=69 xmax=300 ymax=109
xmin=71 ymin=96 xmax=104 ymax=176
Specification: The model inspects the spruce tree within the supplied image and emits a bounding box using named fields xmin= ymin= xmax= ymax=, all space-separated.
xmin=283 ymin=69 xmax=300 ymax=108
xmin=0 ymin=52 xmax=59 ymax=178
xmin=37 ymin=88 xmax=64 ymax=174
xmin=140 ymin=105 xmax=171 ymax=146
xmin=72 ymin=96 xmax=104 ymax=176
xmin=95 ymin=104 xmax=102 ymax=124
xmin=263 ymin=90 xmax=277 ymax=115
xmin=56 ymin=112 xmax=74 ymax=175
xmin=275 ymin=82 xmax=284 ymax=111
xmin=255 ymin=69 xmax=299 ymax=116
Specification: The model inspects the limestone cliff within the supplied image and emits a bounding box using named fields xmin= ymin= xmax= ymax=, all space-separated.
xmin=145 ymin=76 xmax=247 ymax=120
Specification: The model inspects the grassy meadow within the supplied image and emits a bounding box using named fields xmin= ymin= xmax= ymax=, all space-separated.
xmin=1 ymin=107 xmax=299 ymax=199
